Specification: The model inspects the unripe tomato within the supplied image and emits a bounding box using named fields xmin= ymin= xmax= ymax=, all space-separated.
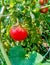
xmin=40 ymin=7 xmax=48 ymax=13
xmin=10 ymin=25 xmax=28 ymax=41
xmin=39 ymin=0 xmax=48 ymax=5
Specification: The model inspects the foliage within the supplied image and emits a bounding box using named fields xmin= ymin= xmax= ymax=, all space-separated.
xmin=8 ymin=46 xmax=50 ymax=65
xmin=0 ymin=0 xmax=50 ymax=65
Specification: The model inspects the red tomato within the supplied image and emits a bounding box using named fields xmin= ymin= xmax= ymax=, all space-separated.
xmin=39 ymin=0 xmax=48 ymax=5
xmin=10 ymin=25 xmax=28 ymax=41
xmin=40 ymin=7 xmax=48 ymax=13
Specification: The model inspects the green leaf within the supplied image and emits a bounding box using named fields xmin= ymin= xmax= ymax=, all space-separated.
xmin=42 ymin=62 xmax=50 ymax=65
xmin=30 ymin=51 xmax=43 ymax=63
xmin=8 ymin=45 xmax=26 ymax=58
xmin=8 ymin=46 xmax=26 ymax=65
xmin=8 ymin=45 xmax=43 ymax=65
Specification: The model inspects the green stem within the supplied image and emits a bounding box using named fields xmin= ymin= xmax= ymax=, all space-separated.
xmin=0 ymin=0 xmax=5 ymax=19
xmin=41 ymin=48 xmax=50 ymax=62
xmin=33 ymin=5 xmax=50 ymax=13
xmin=0 ymin=41 xmax=12 ymax=65
xmin=40 ymin=5 xmax=50 ymax=9
xmin=0 ymin=6 xmax=5 ymax=14
xmin=43 ymin=48 xmax=50 ymax=59
xmin=0 ymin=6 xmax=5 ymax=19
xmin=2 ymin=0 xmax=4 ymax=6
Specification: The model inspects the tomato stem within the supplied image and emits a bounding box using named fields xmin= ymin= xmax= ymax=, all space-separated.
xmin=0 ymin=6 xmax=5 ymax=19
xmin=40 ymin=5 xmax=50 ymax=9
xmin=0 ymin=41 xmax=12 ymax=65
xmin=43 ymin=48 xmax=50 ymax=59
xmin=2 ymin=0 xmax=4 ymax=6
xmin=41 ymin=48 xmax=50 ymax=62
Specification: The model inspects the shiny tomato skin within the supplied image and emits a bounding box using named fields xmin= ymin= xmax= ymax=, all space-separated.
xmin=10 ymin=26 xmax=28 ymax=41
xmin=39 ymin=0 xmax=48 ymax=5
xmin=39 ymin=0 xmax=44 ymax=5
xmin=40 ymin=7 xmax=48 ymax=13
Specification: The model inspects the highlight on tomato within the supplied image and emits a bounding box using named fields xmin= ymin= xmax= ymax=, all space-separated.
xmin=39 ymin=0 xmax=48 ymax=5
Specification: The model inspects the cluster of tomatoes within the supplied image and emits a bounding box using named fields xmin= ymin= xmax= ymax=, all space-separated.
xmin=40 ymin=0 xmax=48 ymax=13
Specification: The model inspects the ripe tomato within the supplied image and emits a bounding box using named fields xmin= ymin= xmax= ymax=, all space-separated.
xmin=40 ymin=7 xmax=48 ymax=13
xmin=39 ymin=0 xmax=48 ymax=5
xmin=10 ymin=25 xmax=28 ymax=41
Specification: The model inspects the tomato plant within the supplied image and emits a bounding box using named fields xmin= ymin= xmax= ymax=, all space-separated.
xmin=0 ymin=0 xmax=50 ymax=65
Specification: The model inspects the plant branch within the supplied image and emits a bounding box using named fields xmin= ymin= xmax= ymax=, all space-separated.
xmin=0 ymin=6 xmax=5 ymax=19
xmin=43 ymin=48 xmax=50 ymax=58
xmin=0 ymin=41 xmax=12 ymax=65
xmin=33 ymin=4 xmax=50 ymax=13
xmin=40 ymin=5 xmax=50 ymax=9
xmin=2 ymin=0 xmax=4 ymax=6
xmin=41 ymin=48 xmax=50 ymax=62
